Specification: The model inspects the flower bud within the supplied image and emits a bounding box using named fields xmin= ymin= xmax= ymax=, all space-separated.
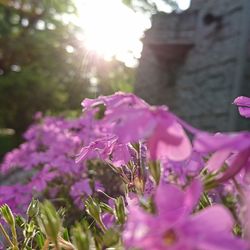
xmin=0 ymin=204 xmax=15 ymax=227
xmin=38 ymin=200 xmax=61 ymax=243
xmin=27 ymin=199 xmax=40 ymax=218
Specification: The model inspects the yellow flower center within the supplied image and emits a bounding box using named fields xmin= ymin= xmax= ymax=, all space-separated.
xmin=163 ymin=229 xmax=177 ymax=246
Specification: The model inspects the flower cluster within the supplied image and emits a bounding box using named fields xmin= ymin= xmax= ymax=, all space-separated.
xmin=0 ymin=115 xmax=103 ymax=212
xmin=78 ymin=93 xmax=250 ymax=249
xmin=0 ymin=93 xmax=250 ymax=249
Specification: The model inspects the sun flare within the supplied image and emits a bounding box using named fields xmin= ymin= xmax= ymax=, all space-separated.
xmin=75 ymin=0 xmax=150 ymax=67
xmin=74 ymin=0 xmax=190 ymax=67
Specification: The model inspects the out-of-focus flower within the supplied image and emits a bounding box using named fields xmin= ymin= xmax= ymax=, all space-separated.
xmin=239 ymin=188 xmax=250 ymax=248
xmin=75 ymin=136 xmax=117 ymax=163
xmin=0 ymin=184 xmax=32 ymax=213
xmin=147 ymin=108 xmax=192 ymax=162
xmin=123 ymin=180 xmax=246 ymax=250
xmin=70 ymin=180 xmax=92 ymax=209
xmin=163 ymin=151 xmax=204 ymax=185
xmin=82 ymin=92 xmax=192 ymax=162
xmin=233 ymin=96 xmax=250 ymax=118
xmin=194 ymin=132 xmax=250 ymax=182
xmin=0 ymin=115 xmax=102 ymax=213
xmin=70 ymin=180 xmax=104 ymax=209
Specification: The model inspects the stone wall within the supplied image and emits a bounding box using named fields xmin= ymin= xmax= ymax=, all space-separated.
xmin=135 ymin=0 xmax=250 ymax=131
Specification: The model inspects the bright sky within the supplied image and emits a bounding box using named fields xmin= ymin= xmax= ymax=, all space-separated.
xmin=74 ymin=0 xmax=191 ymax=67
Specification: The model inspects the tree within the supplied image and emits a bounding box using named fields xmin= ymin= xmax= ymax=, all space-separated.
xmin=0 ymin=0 xmax=90 ymax=139
xmin=122 ymin=0 xmax=179 ymax=13
xmin=0 ymin=0 xmax=136 ymax=157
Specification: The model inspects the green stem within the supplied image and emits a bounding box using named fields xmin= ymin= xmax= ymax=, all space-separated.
xmin=0 ymin=222 xmax=14 ymax=248
xmin=58 ymin=236 xmax=75 ymax=250
xmin=97 ymin=218 xmax=107 ymax=233
xmin=22 ymin=236 xmax=31 ymax=250
xmin=204 ymin=180 xmax=218 ymax=192
xmin=11 ymin=225 xmax=18 ymax=249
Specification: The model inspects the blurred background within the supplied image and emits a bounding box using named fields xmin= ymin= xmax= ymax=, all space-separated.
xmin=0 ymin=0 xmax=188 ymax=157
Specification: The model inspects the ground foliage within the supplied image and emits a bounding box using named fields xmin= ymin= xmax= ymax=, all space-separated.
xmin=0 ymin=93 xmax=250 ymax=249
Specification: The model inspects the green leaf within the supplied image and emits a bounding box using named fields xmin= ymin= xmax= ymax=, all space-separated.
xmin=148 ymin=161 xmax=161 ymax=185
xmin=114 ymin=196 xmax=126 ymax=225
xmin=94 ymin=104 xmax=106 ymax=120
xmin=71 ymin=223 xmax=90 ymax=250
xmin=38 ymin=200 xmax=61 ymax=245
xmin=85 ymin=197 xmax=106 ymax=232
xmin=102 ymin=228 xmax=120 ymax=247
xmin=35 ymin=232 xmax=45 ymax=249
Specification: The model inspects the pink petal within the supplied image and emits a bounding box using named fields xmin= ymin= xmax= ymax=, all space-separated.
xmin=218 ymin=149 xmax=250 ymax=182
xmin=184 ymin=179 xmax=202 ymax=212
xmin=206 ymin=149 xmax=231 ymax=172
xmin=148 ymin=122 xmax=192 ymax=161
xmin=188 ymin=205 xmax=234 ymax=233
xmin=182 ymin=205 xmax=247 ymax=249
xmin=239 ymin=106 xmax=250 ymax=118
xmin=155 ymin=183 xmax=187 ymax=224
xmin=194 ymin=132 xmax=250 ymax=152
xmin=233 ymin=96 xmax=250 ymax=107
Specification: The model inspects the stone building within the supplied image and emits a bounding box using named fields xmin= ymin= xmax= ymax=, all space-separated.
xmin=135 ymin=0 xmax=250 ymax=131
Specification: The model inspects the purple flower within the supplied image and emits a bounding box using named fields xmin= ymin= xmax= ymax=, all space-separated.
xmin=70 ymin=180 xmax=104 ymax=209
xmin=82 ymin=92 xmax=149 ymax=114
xmin=233 ymin=96 xmax=250 ymax=118
xmin=162 ymin=151 xmax=204 ymax=185
xmin=101 ymin=199 xmax=116 ymax=229
xmin=147 ymin=113 xmax=192 ymax=162
xmin=102 ymin=212 xmax=115 ymax=229
xmin=0 ymin=115 xmax=99 ymax=213
xmin=70 ymin=180 xmax=92 ymax=209
xmin=123 ymin=180 xmax=246 ymax=250
xmin=194 ymin=132 xmax=250 ymax=182
xmin=82 ymin=93 xmax=192 ymax=162
xmin=239 ymin=188 xmax=250 ymax=247
xmin=0 ymin=184 xmax=32 ymax=214
xmin=30 ymin=165 xmax=58 ymax=192
xmin=111 ymin=143 xmax=131 ymax=167
xmin=75 ymin=136 xmax=117 ymax=163
xmin=194 ymin=132 xmax=250 ymax=153
xmin=75 ymin=134 xmax=133 ymax=168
